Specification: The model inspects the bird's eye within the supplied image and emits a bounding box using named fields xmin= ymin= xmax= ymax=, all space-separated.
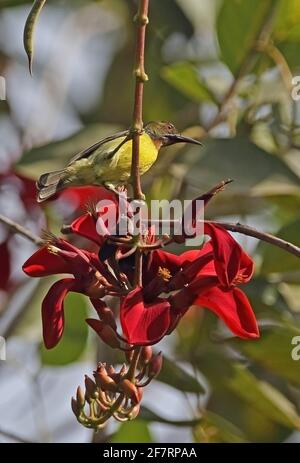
xmin=168 ymin=123 xmax=175 ymax=130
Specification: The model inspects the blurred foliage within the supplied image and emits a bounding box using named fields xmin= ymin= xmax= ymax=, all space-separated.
xmin=0 ymin=0 xmax=300 ymax=444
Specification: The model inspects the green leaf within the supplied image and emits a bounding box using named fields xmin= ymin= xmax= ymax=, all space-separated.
xmin=140 ymin=406 xmax=202 ymax=427
xmin=217 ymin=0 xmax=274 ymax=75
xmin=193 ymin=411 xmax=248 ymax=443
xmin=181 ymin=136 xmax=300 ymax=196
xmin=230 ymin=324 xmax=300 ymax=386
xmin=158 ymin=356 xmax=205 ymax=394
xmin=161 ymin=62 xmax=217 ymax=104
xmin=40 ymin=292 xmax=89 ymax=366
xmin=259 ymin=219 xmax=300 ymax=274
xmin=110 ymin=419 xmax=153 ymax=443
xmin=0 ymin=0 xmax=31 ymax=7
xmin=226 ymin=365 xmax=300 ymax=429
xmin=273 ymin=0 xmax=300 ymax=42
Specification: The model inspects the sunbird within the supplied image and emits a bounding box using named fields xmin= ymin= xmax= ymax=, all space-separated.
xmin=36 ymin=121 xmax=202 ymax=202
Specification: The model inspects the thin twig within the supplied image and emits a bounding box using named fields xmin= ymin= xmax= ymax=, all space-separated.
xmin=204 ymin=1 xmax=280 ymax=136
xmin=207 ymin=220 xmax=300 ymax=259
xmin=130 ymin=0 xmax=149 ymax=288
xmin=0 ymin=213 xmax=43 ymax=245
xmin=130 ymin=0 xmax=149 ymax=200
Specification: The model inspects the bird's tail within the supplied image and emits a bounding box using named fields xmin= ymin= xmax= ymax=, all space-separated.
xmin=36 ymin=169 xmax=66 ymax=203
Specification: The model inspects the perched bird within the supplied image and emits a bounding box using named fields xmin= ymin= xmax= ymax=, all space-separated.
xmin=36 ymin=121 xmax=202 ymax=202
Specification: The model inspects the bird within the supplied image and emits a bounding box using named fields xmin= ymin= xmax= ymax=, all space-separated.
xmin=36 ymin=121 xmax=202 ymax=202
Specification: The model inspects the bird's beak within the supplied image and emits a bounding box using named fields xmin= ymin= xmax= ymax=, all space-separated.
xmin=163 ymin=134 xmax=203 ymax=146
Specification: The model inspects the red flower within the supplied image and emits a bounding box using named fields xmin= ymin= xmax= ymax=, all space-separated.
xmin=0 ymin=242 xmax=10 ymax=291
xmin=22 ymin=237 xmax=118 ymax=348
xmin=0 ymin=171 xmax=45 ymax=293
xmin=68 ymin=200 xmax=119 ymax=246
xmin=120 ymin=224 xmax=258 ymax=345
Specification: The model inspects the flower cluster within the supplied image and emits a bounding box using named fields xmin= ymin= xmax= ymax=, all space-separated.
xmin=22 ymin=182 xmax=259 ymax=429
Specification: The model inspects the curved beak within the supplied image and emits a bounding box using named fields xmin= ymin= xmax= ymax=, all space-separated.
xmin=163 ymin=134 xmax=203 ymax=146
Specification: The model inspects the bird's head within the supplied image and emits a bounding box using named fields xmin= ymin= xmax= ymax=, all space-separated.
xmin=144 ymin=121 xmax=202 ymax=147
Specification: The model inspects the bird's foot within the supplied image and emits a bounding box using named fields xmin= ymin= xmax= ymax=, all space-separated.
xmin=104 ymin=182 xmax=128 ymax=199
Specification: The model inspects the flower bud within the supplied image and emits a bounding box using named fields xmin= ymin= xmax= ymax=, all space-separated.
xmin=86 ymin=318 xmax=121 ymax=349
xmin=76 ymin=386 xmax=86 ymax=409
xmin=101 ymin=308 xmax=117 ymax=331
xmin=84 ymin=375 xmax=97 ymax=402
xmin=140 ymin=346 xmax=153 ymax=364
xmin=107 ymin=365 xmax=116 ymax=376
xmin=128 ymin=404 xmax=141 ymax=420
xmin=94 ymin=369 xmax=118 ymax=392
xmin=119 ymin=379 xmax=140 ymax=405
xmin=93 ymin=301 xmax=117 ymax=330
xmin=148 ymin=352 xmax=163 ymax=379
xmin=137 ymin=387 xmax=143 ymax=402
xmin=71 ymin=397 xmax=79 ymax=416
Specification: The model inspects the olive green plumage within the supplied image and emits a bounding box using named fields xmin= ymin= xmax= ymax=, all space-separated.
xmin=36 ymin=121 xmax=202 ymax=202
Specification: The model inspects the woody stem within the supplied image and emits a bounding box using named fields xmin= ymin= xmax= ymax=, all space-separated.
xmin=131 ymin=0 xmax=149 ymax=288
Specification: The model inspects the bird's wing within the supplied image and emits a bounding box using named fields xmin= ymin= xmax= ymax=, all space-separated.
xmin=67 ymin=130 xmax=129 ymax=165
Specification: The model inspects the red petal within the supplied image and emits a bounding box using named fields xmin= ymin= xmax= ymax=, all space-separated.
xmin=42 ymin=278 xmax=79 ymax=348
xmin=70 ymin=213 xmax=105 ymax=245
xmin=23 ymin=247 xmax=71 ymax=277
xmin=0 ymin=241 xmax=10 ymax=290
xmin=195 ymin=286 xmax=259 ymax=339
xmin=204 ymin=223 xmax=243 ymax=287
xmin=239 ymin=250 xmax=254 ymax=283
xmin=120 ymin=287 xmax=171 ymax=345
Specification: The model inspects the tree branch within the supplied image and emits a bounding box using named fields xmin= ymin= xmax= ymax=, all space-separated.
xmin=130 ymin=0 xmax=149 ymax=200
xmin=207 ymin=220 xmax=300 ymax=259
xmin=0 ymin=213 xmax=43 ymax=246
xmin=204 ymin=1 xmax=280 ymax=135
xmin=130 ymin=0 xmax=149 ymax=288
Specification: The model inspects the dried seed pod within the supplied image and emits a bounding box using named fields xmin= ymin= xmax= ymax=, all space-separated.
xmin=23 ymin=0 xmax=47 ymax=75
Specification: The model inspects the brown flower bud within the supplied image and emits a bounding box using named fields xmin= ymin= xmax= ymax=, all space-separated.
xmin=94 ymin=369 xmax=118 ymax=392
xmin=86 ymin=319 xmax=121 ymax=349
xmin=119 ymin=379 xmax=140 ymax=405
xmin=137 ymin=386 xmax=143 ymax=402
xmin=148 ymin=352 xmax=163 ymax=379
xmin=76 ymin=386 xmax=86 ymax=409
xmin=84 ymin=375 xmax=97 ymax=402
xmin=107 ymin=365 xmax=116 ymax=376
xmin=100 ymin=307 xmax=117 ymax=331
xmin=93 ymin=301 xmax=117 ymax=330
xmin=128 ymin=404 xmax=141 ymax=420
xmin=71 ymin=397 xmax=79 ymax=416
xmin=140 ymin=346 xmax=153 ymax=364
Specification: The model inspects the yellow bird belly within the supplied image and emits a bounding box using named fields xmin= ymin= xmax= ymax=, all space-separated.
xmin=99 ymin=133 xmax=159 ymax=183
